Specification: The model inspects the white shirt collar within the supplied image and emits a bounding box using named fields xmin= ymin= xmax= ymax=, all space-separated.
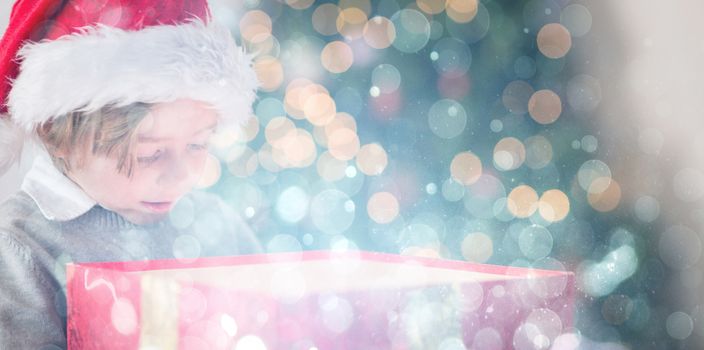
xmin=20 ymin=147 xmax=97 ymax=221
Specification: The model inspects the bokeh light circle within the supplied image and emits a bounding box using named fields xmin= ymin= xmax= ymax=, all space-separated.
xmin=493 ymin=137 xmax=526 ymax=171
xmin=445 ymin=2 xmax=489 ymax=43
xmin=537 ymin=23 xmax=572 ymax=59
xmin=372 ymin=64 xmax=402 ymax=93
xmin=659 ymin=225 xmax=702 ymax=270
xmin=461 ymin=232 xmax=493 ymax=263
xmin=673 ymin=168 xmax=704 ymax=202
xmin=507 ymin=185 xmax=539 ymax=218
xmin=519 ymin=225 xmax=553 ymax=260
xmin=538 ymin=189 xmax=570 ymax=222
xmin=356 ymin=143 xmax=388 ymax=175
xmin=391 ymin=9 xmax=431 ymax=53
xmin=312 ymin=4 xmax=341 ymax=36
xmin=587 ymin=178 xmax=622 ymax=212
xmin=450 ymin=152 xmax=482 ymax=185
xmin=321 ymin=41 xmax=354 ymax=73
xmin=503 ymin=80 xmax=534 ymax=115
xmin=525 ymin=135 xmax=553 ymax=169
xmin=328 ymin=128 xmax=361 ymax=161
xmin=367 ymin=191 xmax=400 ymax=224
xmin=336 ymin=7 xmax=368 ymax=40
xmin=275 ymin=186 xmax=309 ymax=223
xmin=577 ymin=160 xmax=612 ymax=194
xmin=428 ymin=99 xmax=468 ymax=139
xmin=363 ymin=16 xmax=396 ymax=49
xmin=567 ymin=74 xmax=602 ymax=112
xmin=528 ymin=89 xmax=562 ymax=124
xmin=310 ymin=189 xmax=356 ymax=234
xmin=560 ymin=4 xmax=592 ymax=37
xmin=431 ymin=38 xmax=472 ymax=78
xmin=445 ymin=0 xmax=478 ymax=23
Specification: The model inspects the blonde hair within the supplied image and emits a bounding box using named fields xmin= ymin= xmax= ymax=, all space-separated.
xmin=36 ymin=103 xmax=152 ymax=178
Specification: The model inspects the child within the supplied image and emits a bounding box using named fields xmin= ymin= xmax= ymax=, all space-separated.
xmin=0 ymin=0 xmax=262 ymax=347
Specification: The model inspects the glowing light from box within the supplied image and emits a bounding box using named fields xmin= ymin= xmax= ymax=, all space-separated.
xmin=319 ymin=295 xmax=355 ymax=334
xmin=220 ymin=314 xmax=238 ymax=337
xmin=234 ymin=335 xmax=267 ymax=350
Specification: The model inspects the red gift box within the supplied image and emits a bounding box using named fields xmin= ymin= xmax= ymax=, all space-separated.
xmin=66 ymin=250 xmax=574 ymax=349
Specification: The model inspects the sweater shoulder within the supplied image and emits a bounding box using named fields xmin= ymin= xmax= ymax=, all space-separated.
xmin=0 ymin=190 xmax=41 ymax=233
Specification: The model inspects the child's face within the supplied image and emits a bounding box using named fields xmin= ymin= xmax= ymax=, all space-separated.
xmin=66 ymin=98 xmax=219 ymax=225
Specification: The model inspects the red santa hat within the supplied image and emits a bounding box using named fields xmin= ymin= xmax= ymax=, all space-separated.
xmin=0 ymin=0 xmax=259 ymax=174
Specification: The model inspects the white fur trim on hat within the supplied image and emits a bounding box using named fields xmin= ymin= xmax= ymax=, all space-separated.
xmin=7 ymin=18 xmax=260 ymax=133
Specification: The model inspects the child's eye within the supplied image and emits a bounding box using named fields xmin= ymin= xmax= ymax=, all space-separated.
xmin=137 ymin=150 xmax=162 ymax=164
xmin=188 ymin=143 xmax=208 ymax=151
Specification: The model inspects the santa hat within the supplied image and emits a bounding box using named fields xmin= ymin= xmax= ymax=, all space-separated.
xmin=0 ymin=0 xmax=259 ymax=174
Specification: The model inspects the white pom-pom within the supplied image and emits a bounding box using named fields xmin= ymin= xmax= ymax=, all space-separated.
xmin=0 ymin=116 xmax=26 ymax=175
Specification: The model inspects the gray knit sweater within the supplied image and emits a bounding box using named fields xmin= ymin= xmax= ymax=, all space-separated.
xmin=0 ymin=190 xmax=262 ymax=349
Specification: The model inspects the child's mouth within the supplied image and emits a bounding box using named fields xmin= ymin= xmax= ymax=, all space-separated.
xmin=141 ymin=201 xmax=173 ymax=213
